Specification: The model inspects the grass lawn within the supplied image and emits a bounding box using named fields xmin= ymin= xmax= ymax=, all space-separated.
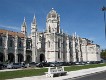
xmin=0 ymin=63 xmax=106 ymax=80
xmin=0 ymin=68 xmax=47 ymax=80
xmin=64 ymin=63 xmax=106 ymax=71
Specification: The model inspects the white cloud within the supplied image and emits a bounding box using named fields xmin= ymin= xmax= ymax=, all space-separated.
xmin=0 ymin=24 xmax=20 ymax=31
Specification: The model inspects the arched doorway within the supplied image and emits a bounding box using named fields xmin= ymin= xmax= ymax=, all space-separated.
xmin=26 ymin=55 xmax=32 ymax=63
xmin=8 ymin=53 xmax=14 ymax=63
xmin=18 ymin=54 xmax=23 ymax=63
xmin=0 ymin=53 xmax=4 ymax=62
xmin=40 ymin=54 xmax=45 ymax=62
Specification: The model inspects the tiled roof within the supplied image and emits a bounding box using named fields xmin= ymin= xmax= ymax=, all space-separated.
xmin=0 ymin=29 xmax=25 ymax=38
xmin=87 ymin=44 xmax=95 ymax=46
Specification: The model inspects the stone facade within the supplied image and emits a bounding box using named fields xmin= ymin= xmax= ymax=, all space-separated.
xmin=0 ymin=8 xmax=101 ymax=63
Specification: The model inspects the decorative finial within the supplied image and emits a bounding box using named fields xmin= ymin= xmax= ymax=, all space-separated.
xmin=24 ymin=17 xmax=26 ymax=22
xmin=52 ymin=8 xmax=54 ymax=10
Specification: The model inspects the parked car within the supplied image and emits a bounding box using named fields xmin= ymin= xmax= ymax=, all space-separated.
xmin=86 ymin=61 xmax=90 ymax=64
xmin=29 ymin=62 xmax=37 ymax=67
xmin=75 ymin=62 xmax=80 ymax=65
xmin=2 ymin=63 xmax=8 ymax=68
xmin=0 ymin=63 xmax=3 ymax=70
xmin=7 ymin=63 xmax=22 ymax=69
xmin=59 ymin=62 xmax=70 ymax=66
xmin=41 ymin=62 xmax=50 ymax=67
xmin=36 ymin=63 xmax=43 ymax=67
xmin=49 ymin=62 xmax=60 ymax=67
xmin=75 ymin=62 xmax=86 ymax=65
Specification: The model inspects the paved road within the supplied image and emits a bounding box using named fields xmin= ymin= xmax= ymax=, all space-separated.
xmin=67 ymin=71 xmax=106 ymax=80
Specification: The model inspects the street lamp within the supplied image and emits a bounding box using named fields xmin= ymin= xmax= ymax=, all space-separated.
xmin=102 ymin=6 xmax=106 ymax=39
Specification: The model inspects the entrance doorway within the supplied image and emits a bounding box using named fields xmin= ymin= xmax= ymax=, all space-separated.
xmin=0 ymin=53 xmax=4 ymax=62
xmin=40 ymin=54 xmax=45 ymax=62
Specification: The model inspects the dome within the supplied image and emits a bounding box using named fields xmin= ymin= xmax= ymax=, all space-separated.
xmin=47 ymin=8 xmax=58 ymax=18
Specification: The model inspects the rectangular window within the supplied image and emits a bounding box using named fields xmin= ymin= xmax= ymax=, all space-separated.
xmin=26 ymin=42 xmax=30 ymax=49
xmin=58 ymin=50 xmax=60 ymax=59
xmin=19 ymin=41 xmax=22 ymax=47
xmin=0 ymin=38 xmax=2 ymax=46
xmin=9 ymin=40 xmax=13 ymax=47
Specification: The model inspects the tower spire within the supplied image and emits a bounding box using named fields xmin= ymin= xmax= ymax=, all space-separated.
xmin=34 ymin=14 xmax=35 ymax=19
xmin=22 ymin=17 xmax=26 ymax=27
xmin=32 ymin=14 xmax=36 ymax=24
xmin=21 ymin=17 xmax=27 ymax=36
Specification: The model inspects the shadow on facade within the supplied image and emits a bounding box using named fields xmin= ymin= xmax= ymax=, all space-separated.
xmin=26 ymin=55 xmax=32 ymax=63
xmin=8 ymin=53 xmax=14 ymax=63
xmin=17 ymin=54 xmax=23 ymax=63
xmin=0 ymin=52 xmax=4 ymax=62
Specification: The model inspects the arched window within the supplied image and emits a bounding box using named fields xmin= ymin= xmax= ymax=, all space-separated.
xmin=0 ymin=37 xmax=2 ymax=46
xmin=10 ymin=40 xmax=13 ymax=47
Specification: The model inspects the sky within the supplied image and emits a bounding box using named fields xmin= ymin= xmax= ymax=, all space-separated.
xmin=0 ymin=0 xmax=106 ymax=49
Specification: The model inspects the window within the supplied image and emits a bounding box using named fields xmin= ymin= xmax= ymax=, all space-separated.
xmin=96 ymin=52 xmax=98 ymax=54
xmin=10 ymin=40 xmax=13 ymax=47
xmin=58 ymin=50 xmax=60 ymax=59
xmin=0 ymin=38 xmax=2 ymax=46
xmin=49 ymin=26 xmax=51 ymax=33
xmin=39 ymin=36 xmax=42 ymax=41
xmin=58 ymin=39 xmax=60 ymax=48
xmin=19 ymin=41 xmax=22 ymax=47
xmin=27 ymin=42 xmax=30 ymax=49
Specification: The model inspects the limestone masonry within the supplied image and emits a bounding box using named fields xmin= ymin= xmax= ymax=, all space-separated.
xmin=0 ymin=8 xmax=101 ymax=63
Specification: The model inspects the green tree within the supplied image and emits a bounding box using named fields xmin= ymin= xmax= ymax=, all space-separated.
xmin=101 ymin=49 xmax=106 ymax=60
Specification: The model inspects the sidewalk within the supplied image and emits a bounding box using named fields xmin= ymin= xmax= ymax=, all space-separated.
xmin=7 ymin=66 xmax=106 ymax=80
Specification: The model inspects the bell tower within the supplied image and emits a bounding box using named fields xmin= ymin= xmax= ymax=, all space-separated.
xmin=45 ymin=8 xmax=61 ymax=62
xmin=46 ymin=8 xmax=60 ymax=33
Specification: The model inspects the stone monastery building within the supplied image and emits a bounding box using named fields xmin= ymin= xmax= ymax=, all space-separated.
xmin=0 ymin=8 xmax=101 ymax=63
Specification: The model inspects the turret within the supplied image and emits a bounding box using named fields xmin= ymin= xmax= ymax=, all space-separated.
xmin=21 ymin=17 xmax=27 ymax=36
xmin=31 ymin=14 xmax=37 ymax=30
xmin=46 ymin=8 xmax=60 ymax=33
xmin=31 ymin=15 xmax=37 ymax=62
